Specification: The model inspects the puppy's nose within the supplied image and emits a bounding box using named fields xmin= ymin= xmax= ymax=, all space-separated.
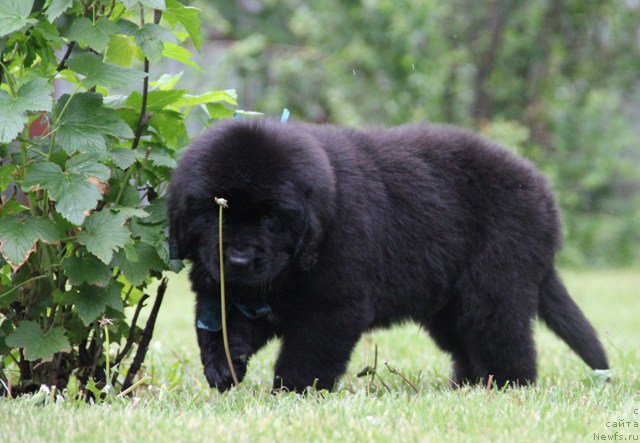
xmin=226 ymin=247 xmax=256 ymax=268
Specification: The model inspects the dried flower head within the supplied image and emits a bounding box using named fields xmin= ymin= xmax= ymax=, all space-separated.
xmin=99 ymin=315 xmax=114 ymax=327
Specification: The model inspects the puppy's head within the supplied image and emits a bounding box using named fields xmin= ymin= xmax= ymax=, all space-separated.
xmin=168 ymin=119 xmax=336 ymax=285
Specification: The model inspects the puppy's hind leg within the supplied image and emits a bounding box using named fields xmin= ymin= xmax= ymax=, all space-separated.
xmin=426 ymin=299 xmax=480 ymax=387
xmin=455 ymin=270 xmax=539 ymax=388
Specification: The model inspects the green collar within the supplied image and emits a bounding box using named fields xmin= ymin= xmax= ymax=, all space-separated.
xmin=196 ymin=295 xmax=272 ymax=332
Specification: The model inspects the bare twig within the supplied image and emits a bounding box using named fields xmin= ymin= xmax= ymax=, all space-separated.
xmin=117 ymin=376 xmax=150 ymax=398
xmin=0 ymin=275 xmax=47 ymax=300
xmin=89 ymin=324 xmax=102 ymax=378
xmin=371 ymin=344 xmax=378 ymax=391
xmin=131 ymin=57 xmax=150 ymax=152
xmin=384 ymin=361 xmax=418 ymax=394
xmin=121 ymin=278 xmax=167 ymax=393
xmin=111 ymin=294 xmax=150 ymax=384
xmin=130 ymin=9 xmax=162 ymax=151
xmin=56 ymin=42 xmax=75 ymax=71
xmin=0 ymin=374 xmax=12 ymax=398
xmin=44 ymin=303 xmax=58 ymax=333
xmin=355 ymin=344 xmax=390 ymax=393
xmin=485 ymin=374 xmax=494 ymax=391
xmin=106 ymin=0 xmax=116 ymax=18
xmin=18 ymin=349 xmax=31 ymax=380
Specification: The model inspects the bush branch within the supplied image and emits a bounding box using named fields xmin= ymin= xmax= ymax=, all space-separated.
xmin=56 ymin=42 xmax=75 ymax=72
xmin=384 ymin=361 xmax=418 ymax=394
xmin=121 ymin=278 xmax=167 ymax=393
xmin=130 ymin=9 xmax=161 ymax=152
xmin=111 ymin=294 xmax=150 ymax=383
xmin=131 ymin=57 xmax=150 ymax=152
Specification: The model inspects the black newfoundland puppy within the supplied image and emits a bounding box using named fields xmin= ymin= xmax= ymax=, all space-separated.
xmin=168 ymin=119 xmax=608 ymax=392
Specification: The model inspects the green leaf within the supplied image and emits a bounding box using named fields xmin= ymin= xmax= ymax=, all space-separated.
xmin=0 ymin=164 xmax=17 ymax=190
xmin=105 ymin=34 xmax=138 ymax=66
xmin=134 ymin=23 xmax=178 ymax=63
xmin=0 ymin=322 xmax=11 ymax=354
xmin=123 ymin=0 xmax=166 ymax=9
xmin=56 ymin=93 xmax=134 ymax=155
xmin=114 ymin=182 xmax=141 ymax=207
xmin=138 ymin=197 xmax=166 ymax=224
xmin=174 ymin=90 xmax=238 ymax=110
xmin=77 ymin=211 xmax=131 ymax=264
xmin=84 ymin=377 xmax=102 ymax=399
xmin=130 ymin=221 xmax=177 ymax=271
xmin=75 ymin=283 xmax=124 ymax=326
xmin=6 ymin=321 xmax=70 ymax=362
xmin=16 ymin=78 xmax=54 ymax=112
xmin=112 ymin=242 xmax=165 ymax=286
xmin=108 ymin=148 xmax=143 ymax=169
xmin=126 ymin=89 xmax=186 ymax=112
xmin=140 ymin=0 xmax=166 ymax=9
xmin=0 ymin=0 xmax=34 ymax=37
xmin=148 ymin=110 xmax=188 ymax=148
xmin=0 ymin=200 xmax=29 ymax=217
xmin=150 ymin=71 xmax=183 ymax=90
xmin=164 ymin=0 xmax=202 ymax=50
xmin=162 ymin=42 xmax=200 ymax=70
xmin=0 ymin=216 xmax=60 ymax=271
xmin=66 ymin=374 xmax=80 ymax=398
xmin=103 ymin=94 xmax=128 ymax=108
xmin=0 ymin=93 xmax=28 ymax=143
xmin=122 ymin=241 xmax=139 ymax=262
xmin=66 ymin=153 xmax=111 ymax=182
xmin=66 ymin=53 xmax=146 ymax=89
xmin=0 ymin=79 xmax=53 ymax=143
xmin=32 ymin=20 xmax=64 ymax=47
xmin=53 ymin=288 xmax=75 ymax=305
xmin=68 ymin=17 xmax=119 ymax=53
xmin=110 ymin=206 xmax=150 ymax=219
xmin=116 ymin=107 xmax=139 ymax=129
xmin=61 ymin=255 xmax=113 ymax=287
xmin=22 ymin=162 xmax=103 ymax=225
xmin=115 ymin=18 xmax=139 ymax=36
xmin=22 ymin=161 xmax=64 ymax=189
xmin=206 ymin=103 xmax=235 ymax=120
xmin=56 ymin=68 xmax=82 ymax=86
xmin=45 ymin=0 xmax=73 ymax=23
xmin=147 ymin=146 xmax=177 ymax=168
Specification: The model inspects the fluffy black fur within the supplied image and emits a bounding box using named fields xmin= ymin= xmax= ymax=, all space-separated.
xmin=168 ymin=119 xmax=609 ymax=392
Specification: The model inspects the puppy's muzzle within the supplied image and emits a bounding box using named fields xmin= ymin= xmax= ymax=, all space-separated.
xmin=226 ymin=246 xmax=257 ymax=269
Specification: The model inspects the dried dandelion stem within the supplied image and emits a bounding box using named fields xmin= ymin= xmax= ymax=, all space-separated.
xmin=215 ymin=197 xmax=239 ymax=388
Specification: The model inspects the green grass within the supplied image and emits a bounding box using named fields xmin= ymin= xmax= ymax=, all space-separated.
xmin=1 ymin=270 xmax=638 ymax=442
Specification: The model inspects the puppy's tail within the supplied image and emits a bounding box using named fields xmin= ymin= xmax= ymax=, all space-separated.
xmin=538 ymin=270 xmax=609 ymax=370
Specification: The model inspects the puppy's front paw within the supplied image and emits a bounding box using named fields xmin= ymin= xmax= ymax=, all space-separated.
xmin=204 ymin=358 xmax=247 ymax=392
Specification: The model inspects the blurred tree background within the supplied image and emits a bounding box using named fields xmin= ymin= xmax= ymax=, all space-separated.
xmin=183 ymin=0 xmax=639 ymax=267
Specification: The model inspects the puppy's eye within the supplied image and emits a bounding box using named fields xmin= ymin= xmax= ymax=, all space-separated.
xmin=265 ymin=213 xmax=278 ymax=223
xmin=263 ymin=212 xmax=280 ymax=230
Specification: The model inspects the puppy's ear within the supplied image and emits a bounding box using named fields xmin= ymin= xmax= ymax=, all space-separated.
xmin=169 ymin=218 xmax=187 ymax=260
xmin=294 ymin=215 xmax=320 ymax=270
xmin=294 ymin=196 xmax=324 ymax=271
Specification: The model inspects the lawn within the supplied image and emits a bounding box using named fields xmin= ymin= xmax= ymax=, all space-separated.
xmin=1 ymin=269 xmax=638 ymax=442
